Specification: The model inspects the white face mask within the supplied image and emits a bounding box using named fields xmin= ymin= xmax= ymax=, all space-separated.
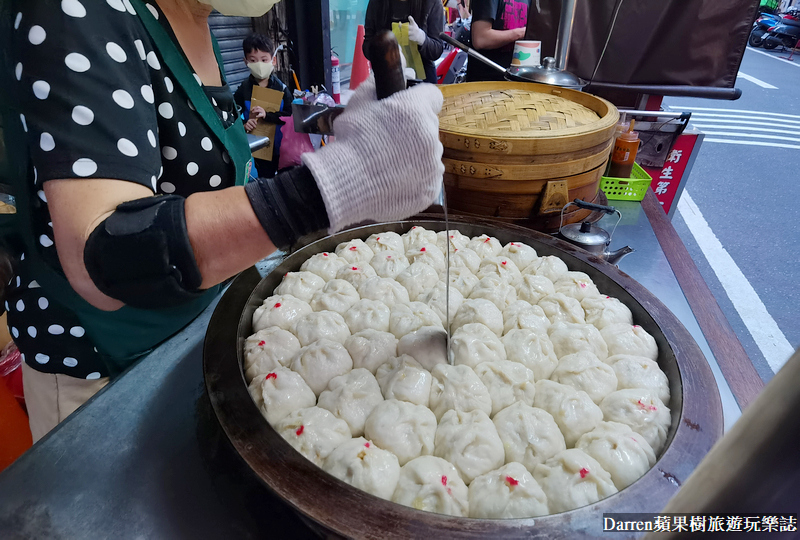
xmin=198 ymin=0 xmax=280 ymax=17
xmin=247 ymin=61 xmax=274 ymax=80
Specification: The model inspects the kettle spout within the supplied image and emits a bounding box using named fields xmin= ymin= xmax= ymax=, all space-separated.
xmin=604 ymin=246 xmax=634 ymax=266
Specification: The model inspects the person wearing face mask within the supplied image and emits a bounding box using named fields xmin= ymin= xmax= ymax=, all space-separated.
xmin=363 ymin=0 xmax=445 ymax=84
xmin=233 ymin=33 xmax=293 ymax=177
xmin=4 ymin=0 xmax=444 ymax=441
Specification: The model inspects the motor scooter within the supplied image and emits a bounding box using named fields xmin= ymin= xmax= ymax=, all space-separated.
xmin=435 ymin=47 xmax=467 ymax=85
xmin=763 ymin=12 xmax=800 ymax=50
xmin=750 ymin=9 xmax=799 ymax=47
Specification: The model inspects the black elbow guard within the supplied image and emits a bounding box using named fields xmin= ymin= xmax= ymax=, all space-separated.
xmin=84 ymin=195 xmax=205 ymax=309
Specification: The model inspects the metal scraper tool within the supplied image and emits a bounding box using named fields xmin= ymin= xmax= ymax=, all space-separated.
xmin=443 ymin=179 xmax=452 ymax=364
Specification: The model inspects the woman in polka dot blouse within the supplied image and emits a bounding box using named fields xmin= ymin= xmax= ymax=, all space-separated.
xmin=5 ymin=0 xmax=445 ymax=440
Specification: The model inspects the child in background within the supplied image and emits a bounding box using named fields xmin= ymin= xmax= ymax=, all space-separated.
xmin=233 ymin=34 xmax=293 ymax=177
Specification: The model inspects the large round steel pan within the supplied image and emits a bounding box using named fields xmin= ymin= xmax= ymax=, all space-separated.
xmin=204 ymin=216 xmax=723 ymax=539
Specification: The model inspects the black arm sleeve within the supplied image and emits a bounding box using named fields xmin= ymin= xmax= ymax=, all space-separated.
xmin=282 ymin=86 xmax=294 ymax=116
xmin=417 ymin=0 xmax=445 ymax=62
xmin=244 ymin=165 xmax=330 ymax=250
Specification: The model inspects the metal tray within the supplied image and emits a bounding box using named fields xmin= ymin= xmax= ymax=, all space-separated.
xmin=204 ymin=217 xmax=722 ymax=539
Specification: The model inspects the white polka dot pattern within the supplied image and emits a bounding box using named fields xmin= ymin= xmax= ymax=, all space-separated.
xmin=141 ymin=84 xmax=154 ymax=103
xmin=107 ymin=0 xmax=126 ymax=12
xmin=28 ymin=26 xmax=46 ymax=45
xmin=32 ymin=80 xmax=50 ymax=100
xmin=71 ymin=105 xmax=94 ymax=125
xmin=38 ymin=297 xmax=49 ymax=309
xmin=70 ymin=326 xmax=86 ymax=338
xmin=15 ymin=62 xmax=22 ymax=81
xmin=117 ymin=138 xmax=138 ymax=157
xmin=112 ymin=89 xmax=135 ymax=109
xmin=162 ymin=146 xmax=177 ymax=160
xmin=134 ymin=39 xmax=146 ymax=60
xmin=146 ymin=51 xmax=161 ymax=70
xmin=158 ymin=102 xmax=173 ymax=119
xmin=62 ymin=0 xmax=87 ymax=18
xmin=65 ymin=52 xmax=91 ymax=73
xmin=40 ymin=132 xmax=55 ymax=151
xmin=106 ymin=42 xmax=127 ymax=63
xmin=72 ymin=158 xmax=97 ymax=177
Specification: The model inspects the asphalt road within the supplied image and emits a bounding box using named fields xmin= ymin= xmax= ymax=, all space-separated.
xmin=663 ymin=46 xmax=800 ymax=382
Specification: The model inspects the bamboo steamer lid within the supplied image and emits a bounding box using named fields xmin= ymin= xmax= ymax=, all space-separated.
xmin=438 ymin=81 xmax=619 ymax=156
xmin=437 ymin=82 xmax=619 ymax=228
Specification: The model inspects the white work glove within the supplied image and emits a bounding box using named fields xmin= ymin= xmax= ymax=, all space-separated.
xmin=407 ymin=16 xmax=427 ymax=46
xmin=302 ymin=77 xmax=444 ymax=232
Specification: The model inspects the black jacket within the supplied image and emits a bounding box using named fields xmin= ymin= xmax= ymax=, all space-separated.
xmin=233 ymin=74 xmax=293 ymax=119
xmin=363 ymin=0 xmax=444 ymax=84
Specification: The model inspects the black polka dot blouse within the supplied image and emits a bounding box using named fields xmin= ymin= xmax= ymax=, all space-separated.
xmin=8 ymin=0 xmax=241 ymax=379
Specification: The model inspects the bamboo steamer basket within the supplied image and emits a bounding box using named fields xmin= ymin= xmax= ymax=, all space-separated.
xmin=438 ymin=82 xmax=619 ymax=229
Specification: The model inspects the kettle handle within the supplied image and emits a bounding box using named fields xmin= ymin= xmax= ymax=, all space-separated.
xmin=559 ymin=199 xmax=622 ymax=245
xmin=572 ymin=199 xmax=616 ymax=214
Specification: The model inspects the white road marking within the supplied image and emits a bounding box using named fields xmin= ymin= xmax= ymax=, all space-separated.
xmin=747 ymin=46 xmax=800 ymax=69
xmin=669 ymin=105 xmax=800 ymax=121
xmin=697 ymin=130 xmax=800 ymax=142
xmin=688 ymin=117 xmax=800 ymax=128
xmin=737 ymin=71 xmax=778 ymax=89
xmin=693 ymin=124 xmax=800 ymax=136
xmin=704 ymin=138 xmax=800 ymax=150
xmin=677 ymin=191 xmax=795 ymax=372
xmin=688 ymin=114 xmax=800 ymax=125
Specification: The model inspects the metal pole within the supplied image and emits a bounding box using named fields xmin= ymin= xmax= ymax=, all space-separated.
xmin=554 ymin=0 xmax=577 ymax=71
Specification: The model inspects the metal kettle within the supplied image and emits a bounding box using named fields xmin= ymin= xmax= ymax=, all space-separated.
xmin=558 ymin=200 xmax=634 ymax=266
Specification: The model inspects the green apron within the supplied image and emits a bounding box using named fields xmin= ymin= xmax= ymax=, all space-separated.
xmin=10 ymin=0 xmax=253 ymax=377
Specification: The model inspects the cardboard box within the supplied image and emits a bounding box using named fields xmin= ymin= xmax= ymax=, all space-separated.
xmin=249 ymin=85 xmax=284 ymax=161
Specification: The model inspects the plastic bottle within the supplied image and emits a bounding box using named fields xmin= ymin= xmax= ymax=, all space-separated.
xmin=609 ymin=119 xmax=640 ymax=178
xmin=604 ymin=120 xmax=630 ymax=175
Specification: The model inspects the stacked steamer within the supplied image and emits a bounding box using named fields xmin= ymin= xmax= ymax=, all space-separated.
xmin=243 ymin=226 xmax=672 ymax=519
xmin=438 ymin=82 xmax=619 ymax=230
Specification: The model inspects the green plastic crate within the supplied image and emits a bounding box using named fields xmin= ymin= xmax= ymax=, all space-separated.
xmin=600 ymin=162 xmax=652 ymax=201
